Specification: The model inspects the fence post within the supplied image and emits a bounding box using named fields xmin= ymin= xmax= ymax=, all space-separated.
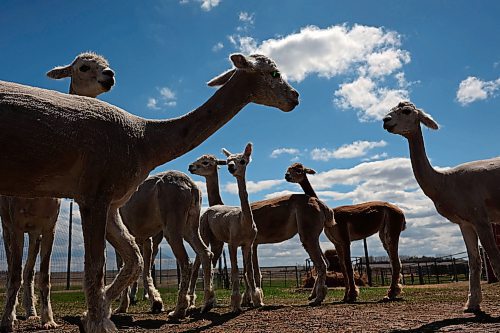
xmin=363 ymin=238 xmax=372 ymax=286
xmin=66 ymin=200 xmax=73 ymax=290
xmin=284 ymin=267 xmax=287 ymax=287
xmin=417 ymin=262 xmax=424 ymax=285
xmin=434 ymin=259 xmax=439 ymax=284
xmin=452 ymin=258 xmax=458 ymax=282
xmin=159 ymin=247 xmax=162 ymax=285
xmin=380 ymin=269 xmax=385 ymax=286
xmin=295 ymin=265 xmax=299 ymax=288
xmin=425 ymin=262 xmax=431 ymax=284
xmin=223 ymin=248 xmax=229 ymax=289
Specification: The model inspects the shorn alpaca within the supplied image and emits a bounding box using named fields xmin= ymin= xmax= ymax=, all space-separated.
xmin=0 ymin=52 xmax=115 ymax=332
xmin=285 ymin=163 xmax=406 ymax=302
xmin=189 ymin=159 xmax=334 ymax=307
xmin=0 ymin=53 xmax=298 ymax=333
xmin=116 ymin=170 xmax=214 ymax=319
xmin=200 ymin=143 xmax=263 ymax=312
xmin=383 ymin=101 xmax=500 ymax=313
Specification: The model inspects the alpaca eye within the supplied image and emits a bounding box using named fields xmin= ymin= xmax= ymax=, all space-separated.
xmin=271 ymin=71 xmax=280 ymax=78
xmin=402 ymin=108 xmax=411 ymax=115
xmin=202 ymin=161 xmax=209 ymax=166
xmin=79 ymin=65 xmax=90 ymax=72
xmin=239 ymin=160 xmax=246 ymax=165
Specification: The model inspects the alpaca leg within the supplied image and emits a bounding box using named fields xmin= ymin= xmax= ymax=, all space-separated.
xmin=186 ymin=235 xmax=214 ymax=313
xmin=187 ymin=255 xmax=201 ymax=309
xmin=337 ymin=243 xmax=358 ymax=303
xmin=474 ymin=221 xmax=500 ymax=280
xmin=228 ymin=244 xmax=242 ymax=313
xmin=165 ymin=234 xmax=192 ymax=319
xmin=23 ymin=233 xmax=41 ymax=319
xmin=243 ymin=244 xmax=262 ymax=306
xmin=79 ymin=201 xmax=117 ymax=333
xmin=242 ymin=244 xmax=263 ymax=307
xmin=141 ymin=237 xmax=164 ymax=313
xmin=302 ymin=238 xmax=328 ymax=306
xmin=0 ymin=228 xmax=23 ymax=333
xmin=105 ymin=209 xmax=143 ymax=315
xmin=459 ymin=224 xmax=482 ymax=312
xmin=38 ymin=228 xmax=58 ymax=329
xmin=380 ymin=231 xmax=403 ymax=300
xmin=114 ymin=253 xmax=130 ymax=314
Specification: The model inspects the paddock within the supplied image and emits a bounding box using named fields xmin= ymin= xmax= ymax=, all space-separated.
xmin=1 ymin=282 xmax=499 ymax=332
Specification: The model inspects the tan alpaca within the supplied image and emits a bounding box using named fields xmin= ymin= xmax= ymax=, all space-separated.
xmin=285 ymin=163 xmax=406 ymax=302
xmin=0 ymin=52 xmax=115 ymax=331
xmin=200 ymin=143 xmax=263 ymax=312
xmin=0 ymin=53 xmax=298 ymax=333
xmin=384 ymin=101 xmax=500 ymax=313
xmin=189 ymin=159 xmax=334 ymax=307
xmin=115 ymin=170 xmax=214 ymax=319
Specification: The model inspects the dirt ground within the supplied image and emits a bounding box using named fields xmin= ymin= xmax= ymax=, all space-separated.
xmin=8 ymin=282 xmax=500 ymax=332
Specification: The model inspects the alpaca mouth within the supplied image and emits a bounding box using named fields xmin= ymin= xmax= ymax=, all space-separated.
xmin=285 ymin=174 xmax=292 ymax=182
xmin=383 ymin=123 xmax=396 ymax=132
xmin=99 ymin=79 xmax=115 ymax=91
xmin=188 ymin=165 xmax=196 ymax=173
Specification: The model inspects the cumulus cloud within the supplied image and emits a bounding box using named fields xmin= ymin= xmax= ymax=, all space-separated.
xmin=238 ymin=11 xmax=254 ymax=24
xmin=179 ymin=0 xmax=220 ymax=11
xmin=456 ymin=76 xmax=500 ymax=105
xmin=311 ymin=140 xmax=387 ymax=161
xmin=270 ymin=148 xmax=301 ymax=158
xmin=212 ymin=42 xmax=224 ymax=52
xmin=147 ymin=86 xmax=177 ymax=110
xmin=229 ymin=24 xmax=412 ymax=121
xmin=224 ymin=179 xmax=285 ymax=195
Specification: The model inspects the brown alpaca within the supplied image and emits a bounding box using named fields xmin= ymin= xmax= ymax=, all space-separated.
xmin=188 ymin=158 xmax=334 ymax=307
xmin=0 ymin=53 xmax=298 ymax=333
xmin=0 ymin=52 xmax=115 ymax=332
xmin=384 ymin=101 xmax=500 ymax=313
xmin=116 ymin=170 xmax=214 ymax=319
xmin=285 ymin=162 xmax=406 ymax=302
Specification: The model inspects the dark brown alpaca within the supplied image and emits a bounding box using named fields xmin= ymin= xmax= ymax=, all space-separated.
xmin=285 ymin=162 xmax=406 ymax=302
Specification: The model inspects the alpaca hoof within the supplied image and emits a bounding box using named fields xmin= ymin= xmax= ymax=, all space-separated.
xmin=151 ymin=300 xmax=164 ymax=314
xmin=168 ymin=310 xmax=186 ymax=320
xmin=82 ymin=314 xmax=117 ymax=333
xmin=201 ymin=298 xmax=216 ymax=314
xmin=27 ymin=315 xmax=40 ymax=320
xmin=113 ymin=306 xmax=128 ymax=314
xmin=41 ymin=320 xmax=59 ymax=330
xmin=463 ymin=306 xmax=483 ymax=314
xmin=231 ymin=307 xmax=243 ymax=314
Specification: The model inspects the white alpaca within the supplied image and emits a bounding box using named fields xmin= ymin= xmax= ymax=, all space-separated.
xmin=0 ymin=52 xmax=115 ymax=332
xmin=200 ymin=143 xmax=263 ymax=312
xmin=384 ymin=101 xmax=500 ymax=313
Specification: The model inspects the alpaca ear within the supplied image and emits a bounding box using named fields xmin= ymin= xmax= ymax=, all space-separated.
xmin=418 ymin=110 xmax=439 ymax=130
xmin=46 ymin=65 xmax=72 ymax=79
xmin=217 ymin=159 xmax=227 ymax=165
xmin=222 ymin=148 xmax=232 ymax=157
xmin=207 ymin=69 xmax=236 ymax=87
xmin=244 ymin=143 xmax=253 ymax=157
xmin=230 ymin=54 xmax=253 ymax=69
xmin=305 ymin=167 xmax=316 ymax=175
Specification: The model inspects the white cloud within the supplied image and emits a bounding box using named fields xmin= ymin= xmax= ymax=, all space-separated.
xmin=229 ymin=24 xmax=412 ymax=122
xmin=147 ymin=86 xmax=177 ymax=110
xmin=238 ymin=12 xmax=254 ymax=24
xmin=311 ymin=140 xmax=387 ymax=161
xmin=362 ymin=152 xmax=389 ymax=161
xmin=270 ymin=148 xmax=301 ymax=158
xmin=200 ymin=0 xmax=220 ymax=11
xmin=212 ymin=42 xmax=224 ymax=52
xmin=334 ymin=76 xmax=410 ymax=121
xmin=224 ymin=179 xmax=284 ymax=195
xmin=456 ymin=76 xmax=500 ymax=105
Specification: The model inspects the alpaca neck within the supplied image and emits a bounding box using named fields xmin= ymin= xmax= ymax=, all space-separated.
xmin=205 ymin=172 xmax=224 ymax=206
xmin=143 ymin=72 xmax=252 ymax=169
xmin=299 ymin=177 xmax=318 ymax=198
xmin=236 ymin=176 xmax=254 ymax=227
xmin=407 ymin=126 xmax=444 ymax=199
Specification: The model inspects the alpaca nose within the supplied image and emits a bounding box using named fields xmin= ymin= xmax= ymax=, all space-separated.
xmin=188 ymin=164 xmax=195 ymax=173
xmin=383 ymin=116 xmax=391 ymax=123
xmin=285 ymin=173 xmax=291 ymax=181
xmin=103 ymin=68 xmax=115 ymax=77
xmin=228 ymin=162 xmax=236 ymax=174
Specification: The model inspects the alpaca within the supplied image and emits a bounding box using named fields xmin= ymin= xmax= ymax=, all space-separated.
xmin=383 ymin=101 xmax=500 ymax=313
xmin=285 ymin=162 xmax=406 ymax=302
xmin=0 ymin=53 xmax=298 ymax=332
xmin=189 ymin=160 xmax=334 ymax=307
xmin=0 ymin=52 xmax=115 ymax=331
xmin=115 ymin=170 xmax=214 ymax=319
xmin=200 ymin=143 xmax=263 ymax=312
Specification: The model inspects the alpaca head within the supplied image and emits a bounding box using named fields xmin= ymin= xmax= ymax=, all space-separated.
xmin=285 ymin=163 xmax=316 ymax=184
xmin=383 ymin=101 xmax=439 ymax=137
xmin=207 ymin=54 xmax=299 ymax=112
xmin=188 ymin=154 xmax=226 ymax=177
xmin=46 ymin=52 xmax=115 ymax=98
xmin=222 ymin=143 xmax=253 ymax=179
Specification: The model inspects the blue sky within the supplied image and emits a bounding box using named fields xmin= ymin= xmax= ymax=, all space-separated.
xmin=1 ymin=0 xmax=500 ymax=268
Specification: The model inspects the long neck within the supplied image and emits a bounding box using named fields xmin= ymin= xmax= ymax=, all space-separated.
xmin=236 ymin=176 xmax=254 ymax=226
xmin=407 ymin=126 xmax=443 ymax=199
xmin=299 ymin=177 xmax=318 ymax=198
xmin=143 ymin=72 xmax=252 ymax=169
xmin=205 ymin=172 xmax=224 ymax=206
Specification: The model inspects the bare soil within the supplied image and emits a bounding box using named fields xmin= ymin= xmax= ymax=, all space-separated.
xmin=8 ymin=282 xmax=500 ymax=332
